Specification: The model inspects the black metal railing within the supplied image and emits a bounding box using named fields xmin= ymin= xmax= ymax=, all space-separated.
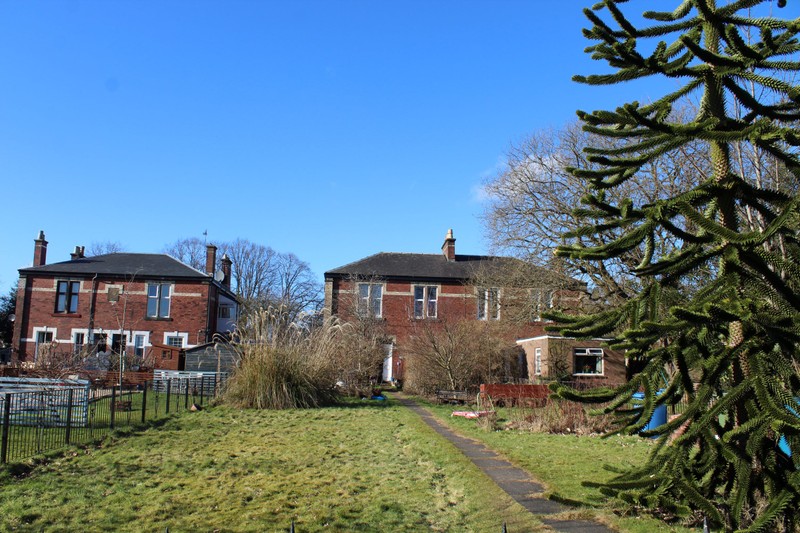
xmin=0 ymin=374 xmax=227 ymax=464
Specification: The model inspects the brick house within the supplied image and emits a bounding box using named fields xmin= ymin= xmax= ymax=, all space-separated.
xmin=11 ymin=231 xmax=239 ymax=367
xmin=323 ymin=230 xmax=586 ymax=382
xmin=516 ymin=336 xmax=627 ymax=387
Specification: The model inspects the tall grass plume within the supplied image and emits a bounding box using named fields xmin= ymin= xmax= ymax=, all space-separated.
xmin=222 ymin=307 xmax=339 ymax=409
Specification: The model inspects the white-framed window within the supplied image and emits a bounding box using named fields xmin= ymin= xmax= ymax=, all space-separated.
xmin=33 ymin=327 xmax=55 ymax=359
xmin=147 ymin=283 xmax=171 ymax=318
xmin=574 ymin=348 xmax=603 ymax=375
xmin=477 ymin=288 xmax=500 ymax=320
xmin=534 ymin=347 xmax=542 ymax=376
xmin=357 ymin=283 xmax=383 ymax=318
xmin=413 ymin=286 xmax=438 ymax=319
xmin=55 ymin=280 xmax=80 ymax=313
xmin=531 ymin=288 xmax=555 ymax=321
xmin=73 ymin=332 xmax=86 ymax=355
xmin=134 ymin=334 xmax=147 ymax=357
xmin=164 ymin=332 xmax=188 ymax=348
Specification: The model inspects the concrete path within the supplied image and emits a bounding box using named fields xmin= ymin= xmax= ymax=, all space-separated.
xmin=394 ymin=394 xmax=615 ymax=533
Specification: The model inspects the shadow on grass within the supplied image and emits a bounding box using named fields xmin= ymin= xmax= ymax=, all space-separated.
xmin=0 ymin=414 xmax=183 ymax=478
xmin=330 ymin=397 xmax=395 ymax=409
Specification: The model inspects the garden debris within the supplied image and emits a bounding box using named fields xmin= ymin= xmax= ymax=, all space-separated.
xmin=451 ymin=410 xmax=494 ymax=419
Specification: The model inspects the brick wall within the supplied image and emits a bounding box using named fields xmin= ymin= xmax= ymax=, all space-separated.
xmin=327 ymin=277 xmax=571 ymax=379
xmin=13 ymin=275 xmax=214 ymax=363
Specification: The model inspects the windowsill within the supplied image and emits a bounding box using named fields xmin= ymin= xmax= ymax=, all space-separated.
xmin=51 ymin=313 xmax=82 ymax=318
xmin=145 ymin=317 xmax=173 ymax=322
xmin=573 ymin=373 xmax=605 ymax=377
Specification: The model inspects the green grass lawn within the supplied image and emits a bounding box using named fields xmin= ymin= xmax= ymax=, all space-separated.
xmin=0 ymin=399 xmax=546 ymax=532
xmin=0 ymin=396 xmax=701 ymax=532
xmin=421 ymin=399 xmax=699 ymax=533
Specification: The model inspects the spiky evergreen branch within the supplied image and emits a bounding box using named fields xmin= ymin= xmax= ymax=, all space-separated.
xmin=557 ymin=1 xmax=800 ymax=530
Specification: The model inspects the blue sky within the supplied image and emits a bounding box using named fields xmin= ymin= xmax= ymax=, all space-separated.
xmin=0 ymin=0 xmax=667 ymax=294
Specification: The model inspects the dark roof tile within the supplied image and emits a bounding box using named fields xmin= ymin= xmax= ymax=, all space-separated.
xmin=19 ymin=253 xmax=208 ymax=280
xmin=325 ymin=252 xmax=559 ymax=283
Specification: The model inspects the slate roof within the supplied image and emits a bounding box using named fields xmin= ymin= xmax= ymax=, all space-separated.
xmin=325 ymin=252 xmax=546 ymax=282
xmin=19 ymin=253 xmax=209 ymax=280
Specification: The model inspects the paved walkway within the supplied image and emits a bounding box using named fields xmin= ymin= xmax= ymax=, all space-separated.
xmin=394 ymin=394 xmax=615 ymax=533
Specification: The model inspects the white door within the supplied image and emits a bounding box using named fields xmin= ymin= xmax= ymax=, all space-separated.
xmin=382 ymin=343 xmax=393 ymax=382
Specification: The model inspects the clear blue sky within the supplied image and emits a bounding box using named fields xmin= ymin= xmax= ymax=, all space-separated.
xmin=0 ymin=0 xmax=665 ymax=295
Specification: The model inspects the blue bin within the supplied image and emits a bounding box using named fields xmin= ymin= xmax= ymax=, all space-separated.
xmin=778 ymin=400 xmax=799 ymax=457
xmin=632 ymin=392 xmax=667 ymax=438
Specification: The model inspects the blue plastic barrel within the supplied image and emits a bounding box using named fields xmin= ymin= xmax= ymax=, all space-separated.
xmin=632 ymin=392 xmax=667 ymax=438
xmin=778 ymin=400 xmax=799 ymax=457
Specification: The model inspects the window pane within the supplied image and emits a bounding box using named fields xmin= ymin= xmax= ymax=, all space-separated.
xmin=371 ymin=285 xmax=382 ymax=317
xmin=159 ymin=285 xmax=170 ymax=317
xmin=167 ymin=336 xmax=183 ymax=348
xmin=489 ymin=289 xmax=499 ymax=319
xmin=477 ymin=289 xmax=486 ymax=320
xmin=574 ymin=348 xmax=603 ymax=374
xmin=147 ymin=284 xmax=158 ymax=317
xmin=147 ymin=297 xmax=158 ymax=317
xmin=74 ymin=333 xmax=85 ymax=355
xmin=427 ymin=287 xmax=437 ymax=318
xmin=134 ymin=335 xmax=144 ymax=357
xmin=414 ymin=286 xmax=424 ymax=318
xmin=56 ymin=281 xmax=67 ymax=312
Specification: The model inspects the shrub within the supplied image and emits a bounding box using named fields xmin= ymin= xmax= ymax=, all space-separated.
xmin=403 ymin=319 xmax=519 ymax=395
xmin=222 ymin=307 xmax=339 ymax=409
xmin=507 ymin=399 xmax=614 ymax=435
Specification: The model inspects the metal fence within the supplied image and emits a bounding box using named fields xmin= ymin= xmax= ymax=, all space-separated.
xmin=0 ymin=374 xmax=228 ymax=464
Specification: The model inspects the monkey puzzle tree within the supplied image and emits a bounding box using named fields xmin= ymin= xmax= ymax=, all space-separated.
xmin=551 ymin=1 xmax=800 ymax=530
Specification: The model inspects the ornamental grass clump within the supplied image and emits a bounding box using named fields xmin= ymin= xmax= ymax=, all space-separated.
xmin=223 ymin=307 xmax=339 ymax=409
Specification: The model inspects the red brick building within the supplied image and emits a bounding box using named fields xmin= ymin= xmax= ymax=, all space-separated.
xmin=324 ymin=230 xmax=585 ymax=382
xmin=11 ymin=232 xmax=239 ymax=367
xmin=516 ymin=336 xmax=627 ymax=386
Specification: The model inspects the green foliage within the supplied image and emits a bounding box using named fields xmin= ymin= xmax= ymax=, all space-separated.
xmin=0 ymin=283 xmax=16 ymax=346
xmin=556 ymin=1 xmax=800 ymax=530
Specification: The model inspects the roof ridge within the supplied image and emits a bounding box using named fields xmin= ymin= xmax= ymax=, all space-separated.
xmin=325 ymin=251 xmax=389 ymax=274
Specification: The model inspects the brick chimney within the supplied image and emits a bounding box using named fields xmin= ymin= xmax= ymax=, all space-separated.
xmin=441 ymin=229 xmax=456 ymax=262
xmin=221 ymin=254 xmax=232 ymax=290
xmin=205 ymin=244 xmax=217 ymax=275
xmin=70 ymin=246 xmax=85 ymax=260
xmin=33 ymin=230 xmax=48 ymax=266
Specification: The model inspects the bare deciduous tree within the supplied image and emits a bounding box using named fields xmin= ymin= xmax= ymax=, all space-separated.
xmin=163 ymin=237 xmax=207 ymax=271
xmin=217 ymin=238 xmax=278 ymax=308
xmin=404 ymin=319 xmax=514 ymax=394
xmin=88 ymin=241 xmax=127 ymax=256
xmin=482 ymin=116 xmax=703 ymax=307
xmin=164 ymin=237 xmax=323 ymax=320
